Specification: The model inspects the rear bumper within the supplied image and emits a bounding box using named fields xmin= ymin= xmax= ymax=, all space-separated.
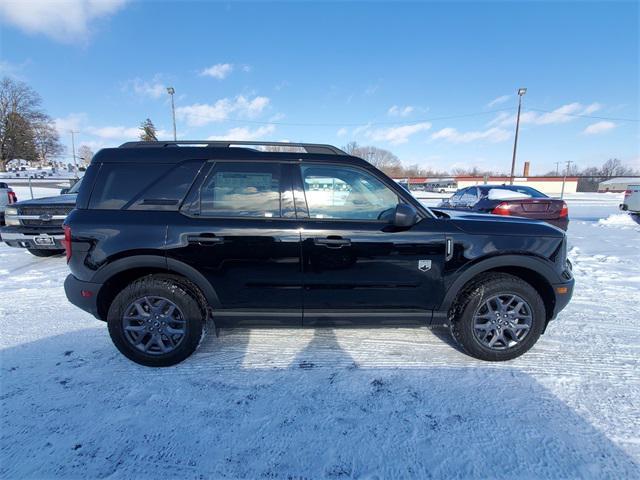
xmin=64 ymin=274 xmax=103 ymax=320
xmin=0 ymin=228 xmax=65 ymax=250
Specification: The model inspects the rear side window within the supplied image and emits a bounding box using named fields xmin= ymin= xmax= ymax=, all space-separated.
xmin=89 ymin=161 xmax=202 ymax=210
xmin=199 ymin=162 xmax=282 ymax=217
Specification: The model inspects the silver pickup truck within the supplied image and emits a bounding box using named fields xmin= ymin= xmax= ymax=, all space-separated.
xmin=0 ymin=182 xmax=18 ymax=225
xmin=620 ymin=184 xmax=640 ymax=225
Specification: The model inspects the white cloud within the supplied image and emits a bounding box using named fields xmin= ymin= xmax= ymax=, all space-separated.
xmin=54 ymin=113 xmax=88 ymax=135
xmin=486 ymin=95 xmax=511 ymax=108
xmin=387 ymin=105 xmax=415 ymax=117
xmin=489 ymin=102 xmax=602 ymax=128
xmin=431 ymin=127 xmax=511 ymax=143
xmin=336 ymin=127 xmax=348 ymax=137
xmin=366 ymin=122 xmax=432 ymax=145
xmin=582 ymin=121 xmax=616 ymax=135
xmin=200 ymin=63 xmax=234 ymax=80
xmin=176 ymin=95 xmax=270 ymax=127
xmin=0 ymin=0 xmax=128 ymax=43
xmin=127 ymin=76 xmax=166 ymax=99
xmin=86 ymin=125 xmax=139 ymax=140
xmin=208 ymin=125 xmax=276 ymax=141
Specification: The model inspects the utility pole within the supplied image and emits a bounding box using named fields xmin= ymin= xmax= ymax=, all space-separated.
xmin=70 ymin=130 xmax=79 ymax=179
xmin=509 ymin=88 xmax=527 ymax=185
xmin=560 ymin=160 xmax=573 ymax=199
xmin=554 ymin=161 xmax=560 ymax=176
xmin=167 ymin=87 xmax=177 ymax=141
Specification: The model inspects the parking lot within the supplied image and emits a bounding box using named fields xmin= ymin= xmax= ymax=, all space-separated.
xmin=1 ymin=190 xmax=639 ymax=478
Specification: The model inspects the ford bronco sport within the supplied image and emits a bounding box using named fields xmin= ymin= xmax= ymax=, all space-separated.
xmin=63 ymin=141 xmax=574 ymax=366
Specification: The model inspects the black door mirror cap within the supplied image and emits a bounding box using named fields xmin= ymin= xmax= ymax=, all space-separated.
xmin=393 ymin=203 xmax=419 ymax=228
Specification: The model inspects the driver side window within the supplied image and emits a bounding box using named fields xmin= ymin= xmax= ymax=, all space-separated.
xmin=300 ymin=164 xmax=399 ymax=220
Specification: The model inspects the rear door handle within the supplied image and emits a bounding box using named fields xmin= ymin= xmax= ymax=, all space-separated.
xmin=314 ymin=237 xmax=351 ymax=248
xmin=188 ymin=234 xmax=224 ymax=245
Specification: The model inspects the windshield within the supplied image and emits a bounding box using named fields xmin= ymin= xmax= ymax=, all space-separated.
xmin=67 ymin=178 xmax=83 ymax=194
xmin=480 ymin=185 xmax=547 ymax=198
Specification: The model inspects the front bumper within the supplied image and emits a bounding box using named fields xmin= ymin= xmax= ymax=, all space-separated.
xmin=64 ymin=274 xmax=103 ymax=320
xmin=550 ymin=277 xmax=574 ymax=320
xmin=0 ymin=229 xmax=64 ymax=250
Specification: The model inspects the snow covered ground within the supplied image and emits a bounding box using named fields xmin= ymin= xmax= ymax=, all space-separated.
xmin=1 ymin=190 xmax=639 ymax=478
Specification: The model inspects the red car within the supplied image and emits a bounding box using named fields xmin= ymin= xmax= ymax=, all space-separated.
xmin=438 ymin=185 xmax=569 ymax=230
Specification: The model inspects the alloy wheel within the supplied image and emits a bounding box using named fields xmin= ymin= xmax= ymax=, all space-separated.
xmin=122 ymin=296 xmax=186 ymax=355
xmin=472 ymin=294 xmax=533 ymax=350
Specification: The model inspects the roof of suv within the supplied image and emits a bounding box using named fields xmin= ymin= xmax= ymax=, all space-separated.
xmin=92 ymin=141 xmax=370 ymax=167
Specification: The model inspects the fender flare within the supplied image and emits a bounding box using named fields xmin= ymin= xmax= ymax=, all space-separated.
xmin=92 ymin=254 xmax=221 ymax=308
xmin=438 ymin=254 xmax=560 ymax=313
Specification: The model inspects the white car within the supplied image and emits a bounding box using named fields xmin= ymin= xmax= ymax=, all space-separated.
xmin=620 ymin=184 xmax=640 ymax=224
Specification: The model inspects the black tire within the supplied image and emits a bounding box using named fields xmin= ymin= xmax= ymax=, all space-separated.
xmin=107 ymin=275 xmax=206 ymax=367
xmin=27 ymin=248 xmax=64 ymax=257
xmin=449 ymin=273 xmax=545 ymax=361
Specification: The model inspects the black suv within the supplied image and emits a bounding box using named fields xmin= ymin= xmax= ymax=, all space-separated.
xmin=63 ymin=141 xmax=574 ymax=366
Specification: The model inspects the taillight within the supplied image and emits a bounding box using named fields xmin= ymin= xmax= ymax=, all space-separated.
xmin=492 ymin=202 xmax=512 ymax=215
xmin=7 ymin=191 xmax=17 ymax=203
xmin=63 ymin=224 xmax=72 ymax=263
xmin=624 ymin=190 xmax=632 ymax=199
xmin=559 ymin=201 xmax=569 ymax=218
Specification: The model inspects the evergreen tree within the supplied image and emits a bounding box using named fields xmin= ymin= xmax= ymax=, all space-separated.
xmin=139 ymin=118 xmax=158 ymax=141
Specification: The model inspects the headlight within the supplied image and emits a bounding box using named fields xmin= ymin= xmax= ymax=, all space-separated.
xmin=4 ymin=207 xmax=20 ymax=226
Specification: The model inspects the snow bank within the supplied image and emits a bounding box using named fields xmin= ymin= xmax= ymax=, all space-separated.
xmin=597 ymin=213 xmax=638 ymax=227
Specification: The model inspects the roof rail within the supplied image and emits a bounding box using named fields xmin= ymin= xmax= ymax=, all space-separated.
xmin=118 ymin=140 xmax=347 ymax=155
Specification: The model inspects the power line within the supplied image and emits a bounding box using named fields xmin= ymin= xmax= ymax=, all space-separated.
xmin=177 ymin=106 xmax=638 ymax=128
xmin=180 ymin=107 xmax=518 ymax=128
xmin=526 ymin=108 xmax=639 ymax=123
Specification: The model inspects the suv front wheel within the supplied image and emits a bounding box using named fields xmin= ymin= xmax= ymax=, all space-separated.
xmin=107 ymin=275 xmax=206 ymax=367
xmin=450 ymin=273 xmax=545 ymax=361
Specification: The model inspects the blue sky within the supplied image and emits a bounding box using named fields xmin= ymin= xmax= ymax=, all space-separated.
xmin=1 ymin=0 xmax=638 ymax=174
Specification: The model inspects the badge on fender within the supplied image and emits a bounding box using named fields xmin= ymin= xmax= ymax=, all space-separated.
xmin=418 ymin=259 xmax=432 ymax=272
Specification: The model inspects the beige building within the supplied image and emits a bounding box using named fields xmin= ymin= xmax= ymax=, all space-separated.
xmin=403 ymin=176 xmax=578 ymax=196
xmin=455 ymin=176 xmax=578 ymax=195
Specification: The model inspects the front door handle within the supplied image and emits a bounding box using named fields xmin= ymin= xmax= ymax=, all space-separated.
xmin=314 ymin=237 xmax=351 ymax=248
xmin=188 ymin=234 xmax=224 ymax=245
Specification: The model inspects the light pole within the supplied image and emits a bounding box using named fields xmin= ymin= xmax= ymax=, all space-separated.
xmin=509 ymin=87 xmax=527 ymax=185
xmin=167 ymin=87 xmax=177 ymax=141
xmin=70 ymin=130 xmax=79 ymax=179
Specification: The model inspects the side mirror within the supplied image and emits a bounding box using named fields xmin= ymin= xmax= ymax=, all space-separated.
xmin=393 ymin=203 xmax=419 ymax=228
xmin=60 ymin=188 xmax=70 ymax=195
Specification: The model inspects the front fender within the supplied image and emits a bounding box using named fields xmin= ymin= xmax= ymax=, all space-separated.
xmin=438 ymin=254 xmax=561 ymax=313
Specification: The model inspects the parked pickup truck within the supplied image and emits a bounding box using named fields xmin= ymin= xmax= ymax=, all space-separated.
xmin=620 ymin=184 xmax=640 ymax=225
xmin=0 ymin=182 xmax=18 ymax=225
xmin=1 ymin=179 xmax=80 ymax=257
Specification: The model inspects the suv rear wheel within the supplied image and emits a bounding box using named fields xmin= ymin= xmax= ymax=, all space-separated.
xmin=107 ymin=275 xmax=206 ymax=367
xmin=450 ymin=273 xmax=545 ymax=361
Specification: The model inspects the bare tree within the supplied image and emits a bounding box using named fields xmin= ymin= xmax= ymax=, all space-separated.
xmin=0 ymin=77 xmax=51 ymax=171
xmin=139 ymin=118 xmax=158 ymax=141
xmin=342 ymin=142 xmax=401 ymax=172
xmin=600 ymin=158 xmax=634 ymax=177
xmin=33 ymin=120 xmax=64 ymax=165
xmin=77 ymin=145 xmax=94 ymax=165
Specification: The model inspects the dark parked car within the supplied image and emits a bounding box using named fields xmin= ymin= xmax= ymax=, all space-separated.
xmin=437 ymin=185 xmax=569 ymax=230
xmin=1 ymin=179 xmax=81 ymax=257
xmin=63 ymin=141 xmax=574 ymax=366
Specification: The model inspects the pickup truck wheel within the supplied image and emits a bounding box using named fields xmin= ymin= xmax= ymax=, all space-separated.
xmin=107 ymin=275 xmax=205 ymax=367
xmin=450 ymin=273 xmax=545 ymax=361
xmin=27 ymin=248 xmax=64 ymax=257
